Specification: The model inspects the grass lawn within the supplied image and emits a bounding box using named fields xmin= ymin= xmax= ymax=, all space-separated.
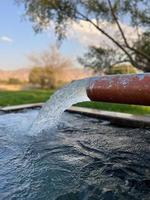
xmin=0 ymin=89 xmax=54 ymax=106
xmin=0 ymin=89 xmax=150 ymax=115
xmin=77 ymin=102 xmax=150 ymax=115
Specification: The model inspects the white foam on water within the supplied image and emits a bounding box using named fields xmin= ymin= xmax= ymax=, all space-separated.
xmin=0 ymin=110 xmax=38 ymax=137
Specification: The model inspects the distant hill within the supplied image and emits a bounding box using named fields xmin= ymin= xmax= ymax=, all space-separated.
xmin=0 ymin=67 xmax=94 ymax=83
xmin=0 ymin=68 xmax=30 ymax=82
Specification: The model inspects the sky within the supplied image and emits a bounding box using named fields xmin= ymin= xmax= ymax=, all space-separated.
xmin=0 ymin=0 xmax=85 ymax=70
xmin=0 ymin=1 xmax=141 ymax=70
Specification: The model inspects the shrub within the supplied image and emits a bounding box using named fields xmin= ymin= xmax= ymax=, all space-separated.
xmin=106 ymin=64 xmax=139 ymax=75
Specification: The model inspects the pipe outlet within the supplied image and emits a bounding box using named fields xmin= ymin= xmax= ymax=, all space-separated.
xmin=87 ymin=74 xmax=150 ymax=106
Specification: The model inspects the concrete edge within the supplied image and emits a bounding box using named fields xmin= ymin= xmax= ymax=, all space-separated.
xmin=0 ymin=103 xmax=150 ymax=128
xmin=68 ymin=106 xmax=150 ymax=128
xmin=0 ymin=103 xmax=43 ymax=112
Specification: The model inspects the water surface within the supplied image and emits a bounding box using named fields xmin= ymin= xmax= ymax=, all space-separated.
xmin=0 ymin=109 xmax=150 ymax=200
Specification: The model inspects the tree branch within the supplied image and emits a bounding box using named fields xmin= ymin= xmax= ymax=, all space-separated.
xmin=76 ymin=11 xmax=136 ymax=67
xmin=107 ymin=0 xmax=150 ymax=62
xmin=128 ymin=46 xmax=150 ymax=61
xmin=109 ymin=59 xmax=130 ymax=68
xmin=107 ymin=0 xmax=130 ymax=47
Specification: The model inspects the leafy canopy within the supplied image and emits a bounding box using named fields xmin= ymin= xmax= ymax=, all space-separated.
xmin=19 ymin=0 xmax=150 ymax=33
xmin=134 ymin=32 xmax=150 ymax=72
xmin=18 ymin=0 xmax=150 ymax=70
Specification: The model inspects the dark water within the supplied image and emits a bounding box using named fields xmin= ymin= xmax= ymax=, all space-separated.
xmin=0 ymin=110 xmax=150 ymax=200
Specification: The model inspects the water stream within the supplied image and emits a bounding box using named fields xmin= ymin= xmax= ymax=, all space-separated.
xmin=30 ymin=77 xmax=98 ymax=134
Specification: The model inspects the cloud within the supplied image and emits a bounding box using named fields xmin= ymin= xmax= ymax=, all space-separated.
xmin=45 ymin=19 xmax=142 ymax=50
xmin=0 ymin=36 xmax=13 ymax=43
xmin=67 ymin=20 xmax=142 ymax=49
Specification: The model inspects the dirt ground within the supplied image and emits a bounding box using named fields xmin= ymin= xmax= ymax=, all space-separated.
xmin=0 ymin=84 xmax=24 ymax=91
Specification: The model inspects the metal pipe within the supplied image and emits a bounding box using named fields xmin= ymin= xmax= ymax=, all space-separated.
xmin=87 ymin=74 xmax=150 ymax=106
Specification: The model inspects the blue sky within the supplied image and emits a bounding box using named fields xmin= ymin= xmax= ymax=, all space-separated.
xmin=0 ymin=0 xmax=85 ymax=70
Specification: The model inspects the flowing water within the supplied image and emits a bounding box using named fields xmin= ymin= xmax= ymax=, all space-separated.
xmin=0 ymin=78 xmax=150 ymax=199
xmin=30 ymin=77 xmax=98 ymax=134
xmin=0 ymin=110 xmax=150 ymax=200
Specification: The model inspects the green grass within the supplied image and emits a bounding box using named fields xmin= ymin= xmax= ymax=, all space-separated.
xmin=77 ymin=102 xmax=150 ymax=115
xmin=0 ymin=89 xmax=150 ymax=115
xmin=0 ymin=89 xmax=54 ymax=106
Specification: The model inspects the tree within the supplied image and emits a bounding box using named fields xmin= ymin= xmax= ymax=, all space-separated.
xmin=29 ymin=67 xmax=45 ymax=88
xmin=29 ymin=45 xmax=74 ymax=88
xmin=8 ymin=78 xmax=21 ymax=84
xmin=78 ymin=46 xmax=126 ymax=73
xmin=134 ymin=32 xmax=150 ymax=72
xmin=106 ymin=64 xmax=139 ymax=75
xmin=18 ymin=0 xmax=150 ymax=70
